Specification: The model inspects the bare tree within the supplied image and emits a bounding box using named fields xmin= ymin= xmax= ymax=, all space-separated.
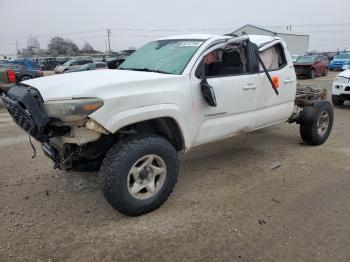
xmin=47 ymin=36 xmax=79 ymax=56
xmin=22 ymin=35 xmax=42 ymax=56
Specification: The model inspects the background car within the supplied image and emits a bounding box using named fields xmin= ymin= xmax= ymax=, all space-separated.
xmin=106 ymin=58 xmax=125 ymax=69
xmin=3 ymin=59 xmax=41 ymax=70
xmin=294 ymin=55 xmax=329 ymax=79
xmin=0 ymin=64 xmax=16 ymax=93
xmin=54 ymin=59 xmax=93 ymax=74
xmin=0 ymin=63 xmax=43 ymax=82
xmin=36 ymin=57 xmax=62 ymax=71
xmin=329 ymin=53 xmax=350 ymax=71
xmin=64 ymin=62 xmax=108 ymax=73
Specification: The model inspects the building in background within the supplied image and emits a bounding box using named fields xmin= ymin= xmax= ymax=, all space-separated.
xmin=232 ymin=24 xmax=310 ymax=55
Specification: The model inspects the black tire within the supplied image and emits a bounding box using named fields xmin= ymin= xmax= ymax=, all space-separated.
xmin=332 ymin=95 xmax=344 ymax=106
xmin=99 ymin=135 xmax=179 ymax=216
xmin=20 ymin=75 xmax=32 ymax=82
xmin=299 ymin=101 xmax=334 ymax=146
xmin=309 ymin=69 xmax=315 ymax=79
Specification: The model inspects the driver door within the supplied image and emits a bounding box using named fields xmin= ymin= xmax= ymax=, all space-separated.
xmin=190 ymin=39 xmax=259 ymax=146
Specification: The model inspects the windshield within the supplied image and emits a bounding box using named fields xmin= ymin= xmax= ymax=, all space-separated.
xmin=335 ymin=54 xmax=350 ymax=60
xmin=119 ymin=39 xmax=204 ymax=74
xmin=296 ymin=56 xmax=316 ymax=63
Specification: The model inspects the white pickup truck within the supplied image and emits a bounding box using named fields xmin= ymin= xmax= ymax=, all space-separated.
xmin=2 ymin=34 xmax=334 ymax=216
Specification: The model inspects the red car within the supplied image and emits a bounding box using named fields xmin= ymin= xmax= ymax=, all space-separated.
xmin=294 ymin=55 xmax=329 ymax=79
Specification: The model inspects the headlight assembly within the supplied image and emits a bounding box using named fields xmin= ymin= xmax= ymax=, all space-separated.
xmin=44 ymin=98 xmax=103 ymax=121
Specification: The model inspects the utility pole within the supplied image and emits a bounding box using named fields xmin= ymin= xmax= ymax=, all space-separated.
xmin=16 ymin=41 xmax=19 ymax=55
xmin=107 ymin=29 xmax=111 ymax=54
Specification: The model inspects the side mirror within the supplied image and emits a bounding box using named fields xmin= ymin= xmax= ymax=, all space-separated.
xmin=200 ymin=77 xmax=217 ymax=107
xmin=198 ymin=57 xmax=217 ymax=107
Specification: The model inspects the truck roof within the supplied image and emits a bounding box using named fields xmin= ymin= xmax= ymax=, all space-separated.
xmin=157 ymin=34 xmax=282 ymax=47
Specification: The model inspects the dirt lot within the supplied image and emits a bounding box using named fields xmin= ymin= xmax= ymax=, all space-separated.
xmin=0 ymin=72 xmax=349 ymax=261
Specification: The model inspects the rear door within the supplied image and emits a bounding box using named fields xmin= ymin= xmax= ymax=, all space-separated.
xmin=190 ymin=38 xmax=259 ymax=146
xmin=255 ymin=41 xmax=296 ymax=128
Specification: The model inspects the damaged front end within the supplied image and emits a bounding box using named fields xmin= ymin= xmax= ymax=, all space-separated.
xmin=1 ymin=85 xmax=110 ymax=171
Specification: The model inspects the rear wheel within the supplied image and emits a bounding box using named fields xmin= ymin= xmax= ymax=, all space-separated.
xmin=99 ymin=135 xmax=179 ymax=216
xmin=20 ymin=75 xmax=32 ymax=81
xmin=332 ymin=95 xmax=344 ymax=106
xmin=299 ymin=101 xmax=334 ymax=145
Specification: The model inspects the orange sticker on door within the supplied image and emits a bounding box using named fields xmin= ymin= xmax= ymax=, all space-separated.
xmin=272 ymin=76 xmax=281 ymax=88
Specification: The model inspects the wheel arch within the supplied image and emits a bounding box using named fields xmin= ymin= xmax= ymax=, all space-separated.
xmin=95 ymin=104 xmax=190 ymax=152
xmin=117 ymin=117 xmax=186 ymax=152
xmin=20 ymin=74 xmax=32 ymax=81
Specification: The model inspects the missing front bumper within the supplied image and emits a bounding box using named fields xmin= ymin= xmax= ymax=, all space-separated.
xmin=1 ymin=85 xmax=70 ymax=142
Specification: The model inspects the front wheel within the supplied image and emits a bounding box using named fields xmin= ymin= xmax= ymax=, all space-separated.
xmin=309 ymin=69 xmax=315 ymax=79
xmin=99 ymin=135 xmax=179 ymax=216
xmin=299 ymin=101 xmax=334 ymax=146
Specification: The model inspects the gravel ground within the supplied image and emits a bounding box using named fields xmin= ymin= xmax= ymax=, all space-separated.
xmin=0 ymin=72 xmax=349 ymax=261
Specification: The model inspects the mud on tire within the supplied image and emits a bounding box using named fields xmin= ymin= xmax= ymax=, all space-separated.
xmin=299 ymin=101 xmax=334 ymax=146
xmin=99 ymin=135 xmax=179 ymax=216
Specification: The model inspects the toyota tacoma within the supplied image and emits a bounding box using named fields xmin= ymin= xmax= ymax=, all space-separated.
xmin=2 ymin=34 xmax=334 ymax=216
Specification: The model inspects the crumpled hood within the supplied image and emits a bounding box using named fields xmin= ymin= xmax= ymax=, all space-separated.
xmin=22 ymin=69 xmax=180 ymax=101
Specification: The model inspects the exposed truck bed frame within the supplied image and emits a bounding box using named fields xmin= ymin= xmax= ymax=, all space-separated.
xmin=288 ymin=86 xmax=328 ymax=124
xmin=295 ymin=86 xmax=327 ymax=108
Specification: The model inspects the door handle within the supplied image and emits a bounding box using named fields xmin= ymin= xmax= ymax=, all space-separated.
xmin=243 ymin=84 xmax=257 ymax=90
xmin=283 ymin=78 xmax=294 ymax=84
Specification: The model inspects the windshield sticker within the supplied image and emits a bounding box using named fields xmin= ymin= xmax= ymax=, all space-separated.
xmin=178 ymin=41 xmax=202 ymax=47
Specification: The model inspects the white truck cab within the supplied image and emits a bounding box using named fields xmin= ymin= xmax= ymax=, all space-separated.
xmin=2 ymin=34 xmax=334 ymax=216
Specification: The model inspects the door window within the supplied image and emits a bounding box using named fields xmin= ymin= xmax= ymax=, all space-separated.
xmin=259 ymin=44 xmax=287 ymax=71
xmin=200 ymin=43 xmax=250 ymax=78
